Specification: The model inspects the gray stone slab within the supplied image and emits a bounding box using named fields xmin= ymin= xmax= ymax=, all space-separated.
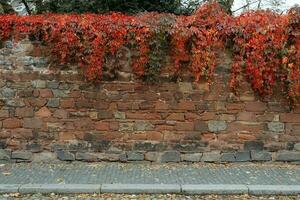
xmin=0 ymin=184 xmax=20 ymax=194
xmin=182 ymin=184 xmax=248 ymax=195
xmin=101 ymin=184 xmax=181 ymax=194
xmin=19 ymin=184 xmax=101 ymax=194
xmin=248 ymin=185 xmax=300 ymax=195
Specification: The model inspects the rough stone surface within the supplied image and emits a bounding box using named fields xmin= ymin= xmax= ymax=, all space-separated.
xmin=0 ymin=149 xmax=11 ymax=160
xmin=208 ymin=121 xmax=227 ymax=132
xmin=251 ymin=151 xmax=272 ymax=161
xmin=56 ymin=150 xmax=75 ymax=161
xmin=126 ymin=151 xmax=144 ymax=161
xmin=76 ymin=152 xmax=98 ymax=162
xmin=181 ymin=153 xmax=202 ymax=162
xmin=235 ymin=151 xmax=251 ymax=162
xmin=160 ymin=151 xmax=181 ymax=163
xmin=0 ymin=40 xmax=299 ymax=163
xmin=11 ymin=151 xmax=32 ymax=160
xmin=220 ymin=153 xmax=235 ymax=162
xmin=244 ymin=141 xmax=264 ymax=151
xmin=201 ymin=152 xmax=221 ymax=162
xmin=267 ymin=122 xmax=285 ymax=132
xmin=275 ymin=151 xmax=300 ymax=162
xmin=293 ymin=143 xmax=300 ymax=151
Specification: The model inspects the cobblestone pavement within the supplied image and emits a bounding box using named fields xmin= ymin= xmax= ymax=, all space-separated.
xmin=0 ymin=163 xmax=299 ymax=185
xmin=0 ymin=193 xmax=299 ymax=200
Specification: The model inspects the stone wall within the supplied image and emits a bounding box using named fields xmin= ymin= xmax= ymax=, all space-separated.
xmin=0 ymin=40 xmax=299 ymax=163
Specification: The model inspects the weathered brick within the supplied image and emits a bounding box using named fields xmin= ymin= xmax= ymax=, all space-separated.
xmin=237 ymin=112 xmax=256 ymax=121
xmin=23 ymin=118 xmax=43 ymax=129
xmin=35 ymin=107 xmax=52 ymax=117
xmin=15 ymin=108 xmax=34 ymax=118
xmin=178 ymin=82 xmax=193 ymax=93
xmin=95 ymin=122 xmax=110 ymax=131
xmin=59 ymin=132 xmax=76 ymax=141
xmin=53 ymin=109 xmax=68 ymax=119
xmin=175 ymin=122 xmax=194 ymax=131
xmin=119 ymin=123 xmax=134 ymax=131
xmin=39 ymin=89 xmax=53 ymax=98
xmin=166 ymin=113 xmax=185 ymax=121
xmin=280 ymin=114 xmax=300 ymax=123
xmin=155 ymin=101 xmax=169 ymax=110
xmin=194 ymin=120 xmax=208 ymax=132
xmin=245 ymin=102 xmax=267 ymax=112
xmin=3 ymin=118 xmax=22 ymax=129
xmin=114 ymin=111 xmax=126 ymax=119
xmin=0 ymin=110 xmax=9 ymax=118
xmin=177 ymin=101 xmax=195 ymax=110
xmin=60 ymin=99 xmax=75 ymax=108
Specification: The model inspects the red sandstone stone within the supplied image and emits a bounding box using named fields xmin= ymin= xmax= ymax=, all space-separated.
xmin=15 ymin=108 xmax=34 ymax=118
xmin=3 ymin=118 xmax=22 ymax=129
xmin=280 ymin=113 xmax=300 ymax=123
xmin=177 ymin=101 xmax=195 ymax=110
xmin=60 ymin=99 xmax=75 ymax=108
xmin=245 ymin=102 xmax=267 ymax=112
xmin=175 ymin=122 xmax=194 ymax=131
xmin=237 ymin=112 xmax=256 ymax=121
xmin=35 ymin=107 xmax=52 ymax=117
xmin=39 ymin=89 xmax=53 ymax=98
xmin=95 ymin=122 xmax=110 ymax=131
xmin=167 ymin=113 xmax=185 ymax=121
xmin=59 ymin=132 xmax=76 ymax=141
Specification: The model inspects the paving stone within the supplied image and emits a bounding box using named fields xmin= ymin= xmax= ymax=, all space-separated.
xmin=0 ymin=149 xmax=11 ymax=160
xmin=56 ymin=150 xmax=75 ymax=161
xmin=267 ymin=122 xmax=284 ymax=132
xmin=275 ymin=151 xmax=300 ymax=161
xmin=181 ymin=153 xmax=202 ymax=162
xmin=126 ymin=151 xmax=144 ymax=161
xmin=182 ymin=184 xmax=248 ymax=195
xmin=251 ymin=151 xmax=272 ymax=161
xmin=244 ymin=141 xmax=264 ymax=151
xmin=11 ymin=151 xmax=32 ymax=160
xmin=220 ymin=153 xmax=235 ymax=162
xmin=160 ymin=151 xmax=181 ymax=163
xmin=0 ymin=184 xmax=20 ymax=193
xmin=19 ymin=184 xmax=101 ymax=194
xmin=101 ymin=184 xmax=181 ymax=194
xmin=208 ymin=121 xmax=227 ymax=132
xmin=201 ymin=152 xmax=221 ymax=162
xmin=235 ymin=151 xmax=251 ymax=162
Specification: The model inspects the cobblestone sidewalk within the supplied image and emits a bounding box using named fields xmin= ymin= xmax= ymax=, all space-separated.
xmin=0 ymin=163 xmax=299 ymax=195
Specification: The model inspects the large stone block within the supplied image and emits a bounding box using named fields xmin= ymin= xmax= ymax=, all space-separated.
xmin=275 ymin=151 xmax=300 ymax=162
xmin=160 ymin=151 xmax=181 ymax=163
xmin=208 ymin=121 xmax=227 ymax=132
